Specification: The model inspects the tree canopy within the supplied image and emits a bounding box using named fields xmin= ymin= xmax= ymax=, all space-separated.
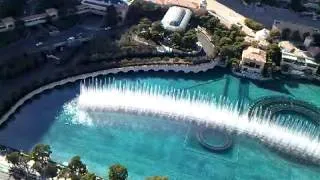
xmin=80 ymin=172 xmax=97 ymax=180
xmin=109 ymin=164 xmax=128 ymax=180
xmin=0 ymin=0 xmax=25 ymax=18
xmin=267 ymin=43 xmax=282 ymax=65
xmin=244 ymin=18 xmax=264 ymax=31
xmin=104 ymin=5 xmax=119 ymax=27
xmin=146 ymin=176 xmax=169 ymax=180
xmin=291 ymin=30 xmax=301 ymax=42
xmin=36 ymin=0 xmax=79 ymax=13
xmin=68 ymin=156 xmax=88 ymax=177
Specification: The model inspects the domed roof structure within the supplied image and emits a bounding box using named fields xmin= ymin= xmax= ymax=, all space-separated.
xmin=255 ymin=28 xmax=270 ymax=41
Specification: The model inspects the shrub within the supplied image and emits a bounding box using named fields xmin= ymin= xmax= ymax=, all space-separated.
xmin=244 ymin=18 xmax=264 ymax=31
xmin=108 ymin=164 xmax=128 ymax=180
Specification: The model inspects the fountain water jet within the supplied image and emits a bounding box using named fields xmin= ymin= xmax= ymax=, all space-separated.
xmin=77 ymin=79 xmax=320 ymax=164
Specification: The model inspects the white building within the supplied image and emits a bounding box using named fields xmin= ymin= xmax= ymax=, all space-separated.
xmin=161 ymin=6 xmax=192 ymax=32
xmin=81 ymin=0 xmax=128 ymax=17
xmin=279 ymin=41 xmax=319 ymax=76
xmin=21 ymin=8 xmax=58 ymax=27
xmin=0 ymin=17 xmax=15 ymax=32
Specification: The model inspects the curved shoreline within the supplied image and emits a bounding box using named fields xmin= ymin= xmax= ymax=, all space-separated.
xmin=0 ymin=61 xmax=218 ymax=125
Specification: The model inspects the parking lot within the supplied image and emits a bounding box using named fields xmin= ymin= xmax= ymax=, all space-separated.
xmin=214 ymin=0 xmax=320 ymax=29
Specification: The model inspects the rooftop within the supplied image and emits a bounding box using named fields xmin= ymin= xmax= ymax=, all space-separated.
xmin=1 ymin=17 xmax=15 ymax=24
xmin=242 ymin=46 xmax=266 ymax=63
xmin=282 ymin=51 xmax=317 ymax=65
xmin=279 ymin=41 xmax=317 ymax=62
xmin=161 ymin=6 xmax=192 ymax=31
xmin=21 ymin=13 xmax=47 ymax=21
xmin=82 ymin=0 xmax=126 ymax=6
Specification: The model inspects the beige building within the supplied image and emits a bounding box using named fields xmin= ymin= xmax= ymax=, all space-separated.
xmin=279 ymin=41 xmax=319 ymax=76
xmin=240 ymin=46 xmax=267 ymax=74
xmin=0 ymin=17 xmax=15 ymax=32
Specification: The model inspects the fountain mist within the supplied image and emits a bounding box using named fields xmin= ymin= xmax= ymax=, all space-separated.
xmin=77 ymin=79 xmax=320 ymax=164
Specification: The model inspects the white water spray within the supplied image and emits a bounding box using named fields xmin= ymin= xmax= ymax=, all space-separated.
xmin=77 ymin=79 xmax=320 ymax=164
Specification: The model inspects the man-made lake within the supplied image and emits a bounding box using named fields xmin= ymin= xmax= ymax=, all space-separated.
xmin=1 ymin=69 xmax=320 ymax=179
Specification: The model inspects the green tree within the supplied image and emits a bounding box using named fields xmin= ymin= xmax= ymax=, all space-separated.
xmin=219 ymin=37 xmax=233 ymax=46
xmin=109 ymin=164 xmax=128 ymax=180
xmin=171 ymin=32 xmax=182 ymax=46
xmin=302 ymin=32 xmax=310 ymax=40
xmin=31 ymin=144 xmax=51 ymax=163
xmin=6 ymin=152 xmax=33 ymax=179
xmin=291 ymin=30 xmax=301 ymax=42
xmin=267 ymin=43 xmax=282 ymax=65
xmin=146 ymin=176 xmax=169 ymax=180
xmin=44 ymin=163 xmax=58 ymax=179
xmin=140 ymin=18 xmax=152 ymax=27
xmin=68 ymin=156 xmax=88 ymax=178
xmin=104 ymin=5 xmax=119 ymax=27
xmin=81 ymin=172 xmax=97 ymax=180
xmin=244 ymin=18 xmax=264 ymax=31
xmin=231 ymin=58 xmax=240 ymax=70
xmin=181 ymin=29 xmax=198 ymax=49
xmin=151 ymin=21 xmax=164 ymax=32
xmin=137 ymin=18 xmax=152 ymax=35
xmin=290 ymin=0 xmax=304 ymax=12
xmin=312 ymin=33 xmax=320 ymax=46
xmin=205 ymin=17 xmax=220 ymax=30
xmin=36 ymin=0 xmax=79 ymax=13
xmin=6 ymin=152 xmax=20 ymax=165
xmin=269 ymin=29 xmax=281 ymax=39
xmin=150 ymin=21 xmax=164 ymax=42
xmin=0 ymin=0 xmax=25 ymax=18
xmin=281 ymin=28 xmax=291 ymax=40
xmin=220 ymin=45 xmax=235 ymax=58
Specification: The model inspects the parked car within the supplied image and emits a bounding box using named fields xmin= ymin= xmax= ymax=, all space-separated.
xmin=67 ymin=36 xmax=75 ymax=41
xmin=36 ymin=42 xmax=43 ymax=46
xmin=104 ymin=26 xmax=111 ymax=31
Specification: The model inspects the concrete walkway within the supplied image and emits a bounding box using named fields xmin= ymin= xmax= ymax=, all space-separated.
xmin=206 ymin=0 xmax=255 ymax=36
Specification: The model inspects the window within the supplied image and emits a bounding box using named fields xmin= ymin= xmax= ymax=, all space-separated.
xmin=249 ymin=62 xmax=256 ymax=68
xmin=307 ymin=63 xmax=318 ymax=68
xmin=283 ymin=58 xmax=295 ymax=63
xmin=294 ymin=60 xmax=305 ymax=66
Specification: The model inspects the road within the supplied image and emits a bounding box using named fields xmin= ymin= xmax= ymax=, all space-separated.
xmin=206 ymin=0 xmax=255 ymax=37
xmin=214 ymin=0 xmax=320 ymax=29
xmin=0 ymin=23 xmax=125 ymax=65
xmin=0 ymin=26 xmax=94 ymax=63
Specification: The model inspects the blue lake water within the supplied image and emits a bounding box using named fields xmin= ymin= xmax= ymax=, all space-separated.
xmin=1 ymin=68 xmax=320 ymax=179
